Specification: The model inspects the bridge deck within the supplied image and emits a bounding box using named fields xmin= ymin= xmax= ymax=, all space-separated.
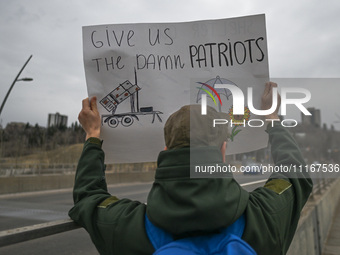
xmin=322 ymin=199 xmax=340 ymax=255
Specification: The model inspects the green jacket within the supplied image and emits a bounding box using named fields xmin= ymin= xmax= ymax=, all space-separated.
xmin=69 ymin=123 xmax=313 ymax=255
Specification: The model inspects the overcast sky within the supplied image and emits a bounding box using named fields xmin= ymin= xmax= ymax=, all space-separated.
xmin=1 ymin=0 xmax=340 ymax=129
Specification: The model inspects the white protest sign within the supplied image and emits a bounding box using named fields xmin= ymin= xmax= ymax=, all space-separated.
xmin=82 ymin=14 xmax=269 ymax=163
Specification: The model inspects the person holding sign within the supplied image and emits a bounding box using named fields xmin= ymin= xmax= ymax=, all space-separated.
xmin=69 ymin=82 xmax=313 ymax=254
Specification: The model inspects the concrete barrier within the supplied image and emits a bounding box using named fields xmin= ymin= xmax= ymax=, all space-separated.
xmin=287 ymin=179 xmax=340 ymax=255
xmin=0 ymin=171 xmax=155 ymax=195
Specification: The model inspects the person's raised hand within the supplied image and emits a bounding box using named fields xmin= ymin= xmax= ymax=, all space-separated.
xmin=78 ymin=97 xmax=101 ymax=140
xmin=261 ymin=82 xmax=281 ymax=120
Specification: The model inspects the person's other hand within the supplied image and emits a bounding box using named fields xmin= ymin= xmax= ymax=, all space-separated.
xmin=261 ymin=82 xmax=281 ymax=120
xmin=78 ymin=97 xmax=101 ymax=140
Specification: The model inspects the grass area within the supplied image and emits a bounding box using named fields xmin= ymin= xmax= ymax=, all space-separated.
xmin=1 ymin=144 xmax=84 ymax=165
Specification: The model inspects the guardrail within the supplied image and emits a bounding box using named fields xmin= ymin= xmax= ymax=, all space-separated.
xmin=310 ymin=177 xmax=336 ymax=199
xmin=0 ymin=162 xmax=157 ymax=176
xmin=0 ymin=219 xmax=80 ymax=247
xmin=0 ymin=178 xmax=337 ymax=248
xmin=0 ymin=164 xmax=77 ymax=176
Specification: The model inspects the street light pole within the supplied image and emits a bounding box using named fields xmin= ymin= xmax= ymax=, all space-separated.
xmin=0 ymin=55 xmax=33 ymax=116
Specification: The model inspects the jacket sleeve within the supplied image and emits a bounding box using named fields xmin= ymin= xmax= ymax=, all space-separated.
xmin=68 ymin=138 xmax=154 ymax=255
xmin=68 ymin=138 xmax=112 ymax=253
xmin=71 ymin=138 xmax=109 ymax=205
xmin=243 ymin=122 xmax=313 ymax=255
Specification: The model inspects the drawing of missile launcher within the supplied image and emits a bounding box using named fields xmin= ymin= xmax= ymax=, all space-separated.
xmin=100 ymin=71 xmax=163 ymax=128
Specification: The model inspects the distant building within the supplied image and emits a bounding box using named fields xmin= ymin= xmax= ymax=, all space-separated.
xmin=48 ymin=112 xmax=68 ymax=128
xmin=301 ymin=107 xmax=321 ymax=127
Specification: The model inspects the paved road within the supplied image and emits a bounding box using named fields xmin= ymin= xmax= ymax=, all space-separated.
xmin=0 ymin=173 xmax=269 ymax=254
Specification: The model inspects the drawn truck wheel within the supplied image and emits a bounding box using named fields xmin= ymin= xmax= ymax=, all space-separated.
xmin=107 ymin=117 xmax=119 ymax=128
xmin=121 ymin=116 xmax=134 ymax=127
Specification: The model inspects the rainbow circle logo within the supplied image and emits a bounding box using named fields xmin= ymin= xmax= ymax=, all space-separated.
xmin=196 ymin=82 xmax=222 ymax=106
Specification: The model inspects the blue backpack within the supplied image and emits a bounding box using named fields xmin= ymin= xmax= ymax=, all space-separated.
xmin=145 ymin=214 xmax=257 ymax=255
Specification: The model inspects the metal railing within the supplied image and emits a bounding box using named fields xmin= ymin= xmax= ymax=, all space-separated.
xmin=0 ymin=162 xmax=157 ymax=176
xmin=0 ymin=219 xmax=80 ymax=247
xmin=310 ymin=177 xmax=336 ymax=199
xmin=0 ymin=164 xmax=77 ymax=176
